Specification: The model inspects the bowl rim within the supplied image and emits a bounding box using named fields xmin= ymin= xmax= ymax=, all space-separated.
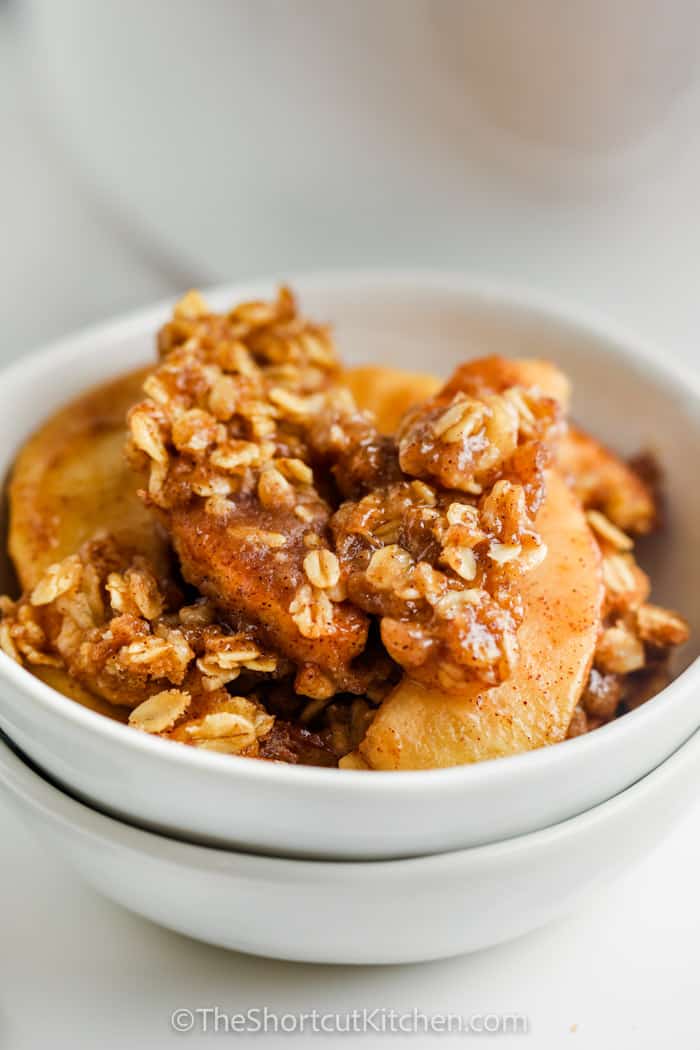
xmin=1 ymin=267 xmax=699 ymax=793
xmin=1 ymin=721 xmax=699 ymax=876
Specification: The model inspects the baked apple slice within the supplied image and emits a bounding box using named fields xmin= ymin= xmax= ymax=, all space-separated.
xmin=8 ymin=367 xmax=168 ymax=591
xmin=344 ymin=356 xmax=570 ymax=436
xmin=359 ymin=470 xmax=604 ymax=768
xmin=342 ymin=366 xmax=441 ymax=434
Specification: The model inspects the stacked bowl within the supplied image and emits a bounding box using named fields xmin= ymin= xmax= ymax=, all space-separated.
xmin=0 ymin=274 xmax=699 ymax=964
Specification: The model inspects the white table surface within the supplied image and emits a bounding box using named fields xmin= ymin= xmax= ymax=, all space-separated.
xmin=1 ymin=11 xmax=699 ymax=1048
xmin=2 ymin=789 xmax=699 ymax=1050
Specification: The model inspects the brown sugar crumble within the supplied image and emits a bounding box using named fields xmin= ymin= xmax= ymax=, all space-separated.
xmin=0 ymin=288 xmax=690 ymax=766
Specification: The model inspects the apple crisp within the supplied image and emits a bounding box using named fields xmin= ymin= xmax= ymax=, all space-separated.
xmin=0 ymin=288 xmax=690 ymax=767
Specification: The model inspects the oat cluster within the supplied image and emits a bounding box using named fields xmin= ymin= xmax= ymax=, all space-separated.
xmin=567 ymin=507 xmax=689 ymax=737
xmin=0 ymin=535 xmax=277 ymax=756
xmin=123 ymin=288 xmax=566 ymax=697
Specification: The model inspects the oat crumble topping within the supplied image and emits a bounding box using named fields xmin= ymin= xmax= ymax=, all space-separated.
xmin=0 ymin=287 xmax=690 ymax=765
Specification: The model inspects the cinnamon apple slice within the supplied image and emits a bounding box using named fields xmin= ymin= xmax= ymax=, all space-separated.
xmin=359 ymin=471 xmax=603 ymax=768
xmin=8 ymin=367 xmax=169 ymax=591
xmin=344 ymin=356 xmax=570 ymax=436
xmin=342 ymin=366 xmax=441 ymax=434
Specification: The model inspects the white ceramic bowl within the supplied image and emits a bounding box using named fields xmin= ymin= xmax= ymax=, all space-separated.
xmin=1 ymin=273 xmax=699 ymax=860
xmin=1 ymin=725 xmax=699 ymax=965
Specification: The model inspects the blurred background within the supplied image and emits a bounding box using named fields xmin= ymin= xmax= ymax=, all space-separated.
xmin=3 ymin=0 xmax=700 ymax=366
